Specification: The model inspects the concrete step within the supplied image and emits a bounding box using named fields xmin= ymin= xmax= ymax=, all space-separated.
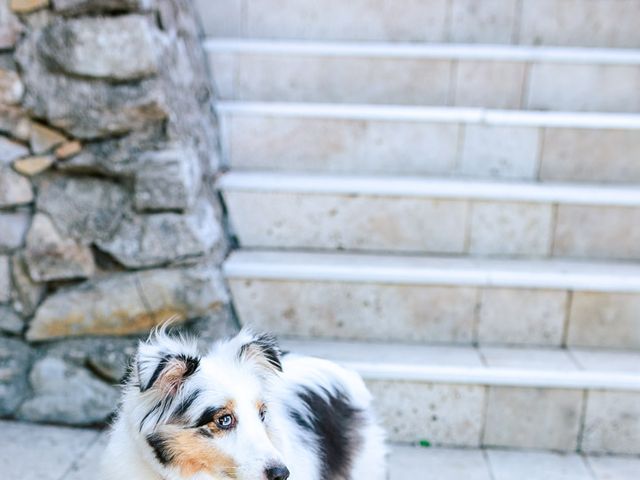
xmin=207 ymin=40 xmax=640 ymax=112
xmin=281 ymin=338 xmax=640 ymax=453
xmin=219 ymin=172 xmax=640 ymax=261
xmin=218 ymin=102 xmax=640 ymax=183
xmin=2 ymin=421 xmax=639 ymax=480
xmin=390 ymin=445 xmax=640 ymax=480
xmin=195 ymin=0 xmax=640 ymax=49
xmin=224 ymin=250 xmax=640 ymax=349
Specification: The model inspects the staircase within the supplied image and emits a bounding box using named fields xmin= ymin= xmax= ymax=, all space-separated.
xmin=196 ymin=0 xmax=640 ymax=469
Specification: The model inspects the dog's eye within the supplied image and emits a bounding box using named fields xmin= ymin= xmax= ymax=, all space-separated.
xmin=259 ymin=406 xmax=268 ymax=422
xmin=216 ymin=414 xmax=235 ymax=429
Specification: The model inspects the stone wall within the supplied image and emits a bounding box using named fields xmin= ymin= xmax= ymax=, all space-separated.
xmin=0 ymin=0 xmax=235 ymax=425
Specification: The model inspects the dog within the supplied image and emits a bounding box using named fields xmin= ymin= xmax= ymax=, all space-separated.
xmin=102 ymin=327 xmax=387 ymax=480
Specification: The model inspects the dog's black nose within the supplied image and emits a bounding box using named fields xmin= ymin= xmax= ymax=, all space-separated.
xmin=265 ymin=465 xmax=290 ymax=480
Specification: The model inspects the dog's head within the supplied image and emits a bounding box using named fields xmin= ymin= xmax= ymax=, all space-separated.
xmin=122 ymin=328 xmax=289 ymax=480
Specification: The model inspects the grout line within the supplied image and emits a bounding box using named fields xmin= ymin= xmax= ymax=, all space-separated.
xmin=548 ymin=202 xmax=559 ymax=256
xmin=57 ymin=431 xmax=103 ymax=480
xmin=448 ymin=59 xmax=459 ymax=106
xmin=561 ymin=291 xmax=575 ymax=347
xmin=583 ymin=454 xmax=600 ymax=480
xmin=513 ymin=0 xmax=525 ymax=45
xmin=535 ymin=126 xmax=546 ymax=181
xmin=472 ymin=286 xmax=482 ymax=345
xmin=479 ymin=386 xmax=491 ymax=452
xmin=482 ymin=447 xmax=498 ymax=480
xmin=520 ymin=62 xmax=532 ymax=109
xmin=443 ymin=0 xmax=454 ymax=43
xmin=576 ymin=389 xmax=590 ymax=454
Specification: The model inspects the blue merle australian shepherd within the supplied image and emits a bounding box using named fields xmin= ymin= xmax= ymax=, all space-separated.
xmin=102 ymin=327 xmax=387 ymax=480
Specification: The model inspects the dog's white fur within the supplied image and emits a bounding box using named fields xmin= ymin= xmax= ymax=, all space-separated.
xmin=102 ymin=328 xmax=386 ymax=480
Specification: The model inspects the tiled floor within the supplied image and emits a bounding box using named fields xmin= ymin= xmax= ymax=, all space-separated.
xmin=1 ymin=420 xmax=639 ymax=479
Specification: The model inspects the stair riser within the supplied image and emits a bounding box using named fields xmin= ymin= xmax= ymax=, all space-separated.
xmin=367 ymin=379 xmax=640 ymax=455
xmin=196 ymin=0 xmax=640 ymax=49
xmin=228 ymin=279 xmax=640 ymax=349
xmin=220 ymin=111 xmax=640 ymax=182
xmin=209 ymin=50 xmax=640 ymax=112
xmin=223 ymin=191 xmax=640 ymax=261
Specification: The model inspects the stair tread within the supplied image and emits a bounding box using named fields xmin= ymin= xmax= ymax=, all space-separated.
xmin=218 ymin=171 xmax=640 ymax=206
xmin=224 ymin=249 xmax=640 ymax=293
xmin=206 ymin=38 xmax=640 ymax=65
xmin=217 ymin=101 xmax=640 ymax=129
xmin=279 ymin=337 xmax=640 ymax=391
xmin=388 ymin=445 xmax=640 ymax=480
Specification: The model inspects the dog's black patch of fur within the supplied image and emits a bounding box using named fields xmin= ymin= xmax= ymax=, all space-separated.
xmin=146 ymin=433 xmax=173 ymax=466
xmin=173 ymin=389 xmax=202 ymax=419
xmin=290 ymin=387 xmax=364 ymax=479
xmin=239 ymin=333 xmax=283 ymax=372
xmin=142 ymin=354 xmax=170 ymax=392
xmin=142 ymin=354 xmax=200 ymax=392
xmin=195 ymin=406 xmax=223 ymax=428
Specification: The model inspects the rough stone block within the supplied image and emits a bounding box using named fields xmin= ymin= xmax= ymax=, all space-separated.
xmin=29 ymin=122 xmax=67 ymax=154
xmin=10 ymin=0 xmax=49 ymax=14
xmin=97 ymin=197 xmax=221 ymax=268
xmin=17 ymin=357 xmax=118 ymax=425
xmin=469 ymin=202 xmax=553 ymax=256
xmin=478 ymin=288 xmax=567 ymax=346
xmin=134 ymin=146 xmax=201 ymax=211
xmin=0 ymin=135 xmax=28 ymax=164
xmin=24 ymin=214 xmax=95 ymax=281
xmin=460 ymin=125 xmax=540 ymax=179
xmin=368 ymin=380 xmax=485 ymax=445
xmin=27 ymin=265 xmax=228 ymax=341
xmin=582 ymin=391 xmax=640 ymax=455
xmin=0 ymin=210 xmax=30 ymax=251
xmin=0 ymin=305 xmax=23 ymax=334
xmin=224 ymin=191 xmax=469 ymax=253
xmin=38 ymin=15 xmax=162 ymax=81
xmin=229 ymin=279 xmax=477 ymax=344
xmin=0 ymin=105 xmax=31 ymax=141
xmin=13 ymin=155 xmax=54 ymax=176
xmin=554 ymin=205 xmax=640 ymax=260
xmin=484 ymin=387 xmax=583 ymax=451
xmin=36 ymin=174 xmax=129 ymax=242
xmin=0 ymin=2 xmax=23 ymax=49
xmin=16 ymin=29 xmax=168 ymax=139
xmin=0 ymin=68 xmax=24 ymax=105
xmin=52 ymin=0 xmax=155 ymax=14
xmin=10 ymin=254 xmax=45 ymax=317
xmin=54 ymin=140 xmax=81 ymax=160
xmin=0 ymin=168 xmax=33 ymax=206
xmin=568 ymin=292 xmax=640 ymax=349
xmin=0 ymin=337 xmax=32 ymax=416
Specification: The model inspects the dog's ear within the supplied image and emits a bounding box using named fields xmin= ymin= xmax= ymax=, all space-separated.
xmin=237 ymin=332 xmax=283 ymax=374
xmin=137 ymin=331 xmax=200 ymax=396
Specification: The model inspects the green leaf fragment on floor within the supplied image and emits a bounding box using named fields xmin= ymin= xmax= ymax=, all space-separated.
xmin=419 ymin=440 xmax=431 ymax=448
